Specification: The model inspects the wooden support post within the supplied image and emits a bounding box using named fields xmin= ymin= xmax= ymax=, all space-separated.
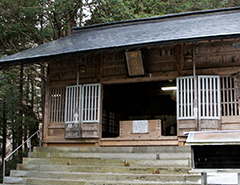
xmin=201 ymin=172 xmax=207 ymax=185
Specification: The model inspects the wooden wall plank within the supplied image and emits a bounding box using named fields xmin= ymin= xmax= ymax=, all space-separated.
xmin=222 ymin=123 xmax=240 ymax=130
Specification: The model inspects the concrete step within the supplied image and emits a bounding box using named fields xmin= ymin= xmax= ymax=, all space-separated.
xmin=33 ymin=146 xmax=191 ymax=154
xmin=3 ymin=146 xmax=197 ymax=184
xmin=22 ymin=157 xmax=190 ymax=167
xmin=29 ymin=151 xmax=190 ymax=160
xmin=23 ymin=157 xmax=125 ymax=166
xmin=17 ymin=164 xmax=191 ymax=174
xmin=15 ymin=178 xmax=200 ymax=185
xmin=3 ymin=177 xmax=27 ymax=184
xmin=10 ymin=170 xmax=200 ymax=183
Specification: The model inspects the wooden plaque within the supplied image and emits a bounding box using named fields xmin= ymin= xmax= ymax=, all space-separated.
xmin=125 ymin=51 xmax=145 ymax=76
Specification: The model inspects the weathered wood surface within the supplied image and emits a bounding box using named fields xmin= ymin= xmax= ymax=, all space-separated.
xmin=200 ymin=120 xmax=220 ymax=130
xmin=65 ymin=123 xmax=81 ymax=138
xmin=178 ymin=120 xmax=196 ymax=136
xmin=221 ymin=116 xmax=240 ymax=123
xmin=81 ymin=122 xmax=99 ymax=138
xmin=48 ymin=39 xmax=240 ymax=84
xmin=222 ymin=123 xmax=240 ymax=130
xmin=100 ymin=137 xmax=178 ymax=146
xmin=43 ymin=38 xmax=240 ymax=146
xmin=43 ymin=135 xmax=98 ymax=147
xmin=119 ymin=120 xmax=161 ymax=139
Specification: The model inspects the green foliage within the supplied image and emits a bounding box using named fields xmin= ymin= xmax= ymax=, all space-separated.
xmin=0 ymin=64 xmax=45 ymax=183
xmin=0 ymin=0 xmax=88 ymax=56
xmin=86 ymin=0 xmax=240 ymax=25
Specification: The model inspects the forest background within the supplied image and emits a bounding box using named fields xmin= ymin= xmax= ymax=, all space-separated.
xmin=0 ymin=0 xmax=240 ymax=182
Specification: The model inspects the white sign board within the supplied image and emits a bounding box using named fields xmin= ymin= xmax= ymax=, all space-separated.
xmin=133 ymin=120 xmax=148 ymax=133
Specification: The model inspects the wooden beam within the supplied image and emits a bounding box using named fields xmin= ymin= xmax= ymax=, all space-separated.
xmin=43 ymin=136 xmax=99 ymax=143
xmin=181 ymin=66 xmax=240 ymax=76
xmin=48 ymin=78 xmax=99 ymax=88
xmin=101 ymin=71 xmax=179 ymax=84
xmin=175 ymin=44 xmax=184 ymax=72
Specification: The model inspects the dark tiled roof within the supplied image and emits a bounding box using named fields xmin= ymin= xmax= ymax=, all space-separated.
xmin=1 ymin=7 xmax=240 ymax=66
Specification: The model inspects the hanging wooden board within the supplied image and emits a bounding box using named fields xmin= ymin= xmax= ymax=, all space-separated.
xmin=125 ymin=51 xmax=145 ymax=76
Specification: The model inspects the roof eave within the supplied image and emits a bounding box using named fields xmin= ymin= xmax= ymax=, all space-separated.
xmin=1 ymin=33 xmax=240 ymax=68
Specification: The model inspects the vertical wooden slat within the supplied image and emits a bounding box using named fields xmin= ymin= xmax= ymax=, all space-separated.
xmin=191 ymin=78 xmax=193 ymax=117
xmin=51 ymin=89 xmax=53 ymax=122
xmin=58 ymin=89 xmax=61 ymax=122
xmin=54 ymin=89 xmax=57 ymax=122
xmin=83 ymin=86 xmax=86 ymax=121
xmin=234 ymin=77 xmax=238 ymax=116
xmin=226 ymin=77 xmax=229 ymax=116
xmin=81 ymin=85 xmax=84 ymax=123
xmin=210 ymin=77 xmax=213 ymax=117
xmin=65 ymin=88 xmax=68 ymax=122
xmin=198 ymin=76 xmax=201 ymax=119
xmin=222 ymin=77 xmax=225 ymax=116
xmin=73 ymin=86 xmax=76 ymax=121
xmin=53 ymin=89 xmax=56 ymax=122
xmin=187 ymin=78 xmax=190 ymax=117
xmin=94 ymin=85 xmax=97 ymax=120
xmin=184 ymin=78 xmax=186 ymax=117
xmin=68 ymin=87 xmax=71 ymax=122
xmin=180 ymin=79 xmax=183 ymax=118
xmin=56 ymin=88 xmax=59 ymax=122
xmin=68 ymin=88 xmax=71 ymax=122
xmin=98 ymin=84 xmax=101 ymax=122
xmin=50 ymin=89 xmax=53 ymax=122
xmin=217 ymin=76 xmax=221 ymax=118
xmin=213 ymin=78 xmax=216 ymax=117
xmin=202 ymin=78 xmax=205 ymax=118
xmin=87 ymin=85 xmax=90 ymax=121
xmin=61 ymin=89 xmax=65 ymax=121
xmin=229 ymin=76 xmax=233 ymax=116
xmin=92 ymin=85 xmax=94 ymax=121
xmin=206 ymin=77 xmax=209 ymax=117
xmin=67 ymin=87 xmax=70 ymax=122
xmin=176 ymin=78 xmax=179 ymax=119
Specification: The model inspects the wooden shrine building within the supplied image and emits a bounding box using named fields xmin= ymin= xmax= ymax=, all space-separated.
xmin=1 ymin=7 xmax=240 ymax=147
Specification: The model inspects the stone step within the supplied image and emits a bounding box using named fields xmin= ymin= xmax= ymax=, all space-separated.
xmin=29 ymin=151 xmax=191 ymax=160
xmin=3 ymin=146 xmax=196 ymax=184
xmin=3 ymin=177 xmax=27 ymax=184
xmin=23 ymin=157 xmax=125 ymax=166
xmin=23 ymin=158 xmax=190 ymax=167
xmin=10 ymin=170 xmax=200 ymax=183
xmin=17 ymin=163 xmax=190 ymax=177
xmin=17 ymin=164 xmax=191 ymax=174
xmin=6 ymin=177 xmax=199 ymax=185
xmin=33 ymin=146 xmax=191 ymax=154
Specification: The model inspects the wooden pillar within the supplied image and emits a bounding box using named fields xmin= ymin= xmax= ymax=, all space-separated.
xmin=192 ymin=45 xmax=199 ymax=131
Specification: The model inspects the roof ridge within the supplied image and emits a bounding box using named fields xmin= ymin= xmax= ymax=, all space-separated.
xmin=73 ymin=6 xmax=240 ymax=31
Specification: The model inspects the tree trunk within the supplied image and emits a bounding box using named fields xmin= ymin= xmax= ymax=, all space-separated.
xmin=2 ymin=101 xmax=7 ymax=168
xmin=18 ymin=63 xmax=23 ymax=157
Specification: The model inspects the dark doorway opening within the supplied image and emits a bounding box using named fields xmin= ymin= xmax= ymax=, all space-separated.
xmin=102 ymin=81 xmax=176 ymax=138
